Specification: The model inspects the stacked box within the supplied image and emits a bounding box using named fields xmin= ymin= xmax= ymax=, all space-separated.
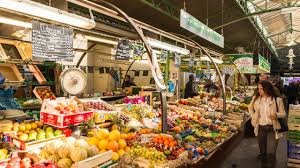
xmin=288 ymin=105 xmax=300 ymax=167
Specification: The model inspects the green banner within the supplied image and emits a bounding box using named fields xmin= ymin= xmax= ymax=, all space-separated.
xmin=258 ymin=55 xmax=270 ymax=73
xmin=180 ymin=9 xmax=224 ymax=48
xmin=226 ymin=54 xmax=256 ymax=74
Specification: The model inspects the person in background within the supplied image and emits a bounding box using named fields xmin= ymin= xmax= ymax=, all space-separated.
xmin=248 ymin=80 xmax=286 ymax=165
xmin=184 ymin=74 xmax=199 ymax=98
xmin=122 ymin=75 xmax=136 ymax=88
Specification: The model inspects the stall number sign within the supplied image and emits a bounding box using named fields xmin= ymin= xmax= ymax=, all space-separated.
xmin=32 ymin=21 xmax=73 ymax=61
xmin=115 ymin=39 xmax=132 ymax=60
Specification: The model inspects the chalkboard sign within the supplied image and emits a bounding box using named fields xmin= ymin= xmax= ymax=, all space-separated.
xmin=32 ymin=21 xmax=73 ymax=61
xmin=115 ymin=39 xmax=132 ymax=60
xmin=160 ymin=50 xmax=168 ymax=63
xmin=132 ymin=43 xmax=145 ymax=59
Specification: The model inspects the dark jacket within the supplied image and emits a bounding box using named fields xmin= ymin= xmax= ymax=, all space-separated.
xmin=184 ymin=81 xmax=198 ymax=98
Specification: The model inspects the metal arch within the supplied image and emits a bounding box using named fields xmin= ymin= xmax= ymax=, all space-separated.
xmin=90 ymin=0 xmax=168 ymax=133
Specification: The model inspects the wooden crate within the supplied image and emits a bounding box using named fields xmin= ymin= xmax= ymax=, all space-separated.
xmin=12 ymin=135 xmax=65 ymax=151
xmin=28 ymin=65 xmax=47 ymax=84
xmin=0 ymin=63 xmax=24 ymax=82
xmin=33 ymin=86 xmax=56 ymax=102
xmin=0 ymin=38 xmax=31 ymax=60
xmin=72 ymin=150 xmax=112 ymax=168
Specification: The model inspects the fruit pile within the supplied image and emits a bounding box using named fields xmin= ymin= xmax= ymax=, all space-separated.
xmin=39 ymin=137 xmax=99 ymax=168
xmin=13 ymin=122 xmax=63 ymax=141
xmin=84 ymin=101 xmax=113 ymax=111
xmin=35 ymin=88 xmax=56 ymax=101
xmin=148 ymin=135 xmax=184 ymax=160
xmin=0 ymin=148 xmax=9 ymax=161
xmin=129 ymin=145 xmax=166 ymax=163
xmin=53 ymin=100 xmax=85 ymax=115
xmin=86 ymin=128 xmax=130 ymax=161
xmin=0 ymin=156 xmax=58 ymax=168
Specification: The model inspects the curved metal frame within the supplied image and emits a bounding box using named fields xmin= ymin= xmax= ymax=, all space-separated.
xmin=94 ymin=0 xmax=168 ymax=132
xmin=95 ymin=0 xmax=166 ymax=91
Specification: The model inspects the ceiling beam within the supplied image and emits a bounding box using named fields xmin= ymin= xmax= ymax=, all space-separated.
xmin=139 ymin=0 xmax=179 ymax=21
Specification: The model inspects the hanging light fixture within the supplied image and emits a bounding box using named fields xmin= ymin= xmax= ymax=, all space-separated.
xmin=0 ymin=0 xmax=96 ymax=29
xmin=0 ymin=15 xmax=32 ymax=28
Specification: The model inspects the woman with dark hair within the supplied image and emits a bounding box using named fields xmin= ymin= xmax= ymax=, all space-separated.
xmin=248 ymin=80 xmax=286 ymax=164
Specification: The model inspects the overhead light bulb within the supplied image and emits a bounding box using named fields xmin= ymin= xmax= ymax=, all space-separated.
xmin=0 ymin=0 xmax=96 ymax=29
xmin=146 ymin=37 xmax=190 ymax=55
xmin=0 ymin=15 xmax=32 ymax=28
xmin=286 ymin=49 xmax=296 ymax=58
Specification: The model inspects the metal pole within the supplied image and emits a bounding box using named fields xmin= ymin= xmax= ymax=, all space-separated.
xmin=92 ymin=0 xmax=168 ymax=132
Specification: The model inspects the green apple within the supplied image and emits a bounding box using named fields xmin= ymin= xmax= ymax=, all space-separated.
xmin=37 ymin=134 xmax=46 ymax=140
xmin=46 ymin=127 xmax=54 ymax=133
xmin=38 ymin=129 xmax=45 ymax=135
xmin=46 ymin=132 xmax=54 ymax=139
xmin=28 ymin=134 xmax=37 ymax=140
xmin=54 ymin=130 xmax=63 ymax=136
xmin=19 ymin=134 xmax=28 ymax=141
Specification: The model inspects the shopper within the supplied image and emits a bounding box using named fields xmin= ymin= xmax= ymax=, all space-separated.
xmin=248 ymin=80 xmax=286 ymax=164
xmin=184 ymin=74 xmax=199 ymax=98
xmin=122 ymin=75 xmax=136 ymax=88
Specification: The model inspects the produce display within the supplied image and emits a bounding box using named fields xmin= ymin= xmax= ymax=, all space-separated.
xmin=33 ymin=87 xmax=56 ymax=101
xmin=51 ymin=99 xmax=85 ymax=115
xmin=0 ymin=91 xmax=245 ymax=168
xmin=86 ymin=128 xmax=130 ymax=161
xmin=38 ymin=137 xmax=99 ymax=168
xmin=0 ymin=148 xmax=10 ymax=161
xmin=83 ymin=99 xmax=114 ymax=111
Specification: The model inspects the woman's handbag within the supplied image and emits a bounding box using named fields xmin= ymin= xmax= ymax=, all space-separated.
xmin=275 ymin=97 xmax=288 ymax=133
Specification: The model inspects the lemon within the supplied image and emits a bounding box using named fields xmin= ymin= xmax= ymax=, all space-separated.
xmin=87 ymin=137 xmax=99 ymax=146
xmin=117 ymin=149 xmax=125 ymax=157
xmin=112 ymin=152 xmax=119 ymax=161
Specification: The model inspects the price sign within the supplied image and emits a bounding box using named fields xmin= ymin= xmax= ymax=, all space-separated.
xmin=32 ymin=21 xmax=73 ymax=61
xmin=115 ymin=39 xmax=132 ymax=60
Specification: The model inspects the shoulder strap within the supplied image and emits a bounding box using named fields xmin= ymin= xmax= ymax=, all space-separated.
xmin=274 ymin=97 xmax=278 ymax=113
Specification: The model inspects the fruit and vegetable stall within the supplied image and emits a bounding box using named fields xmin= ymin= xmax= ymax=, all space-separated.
xmin=0 ymin=89 xmax=250 ymax=168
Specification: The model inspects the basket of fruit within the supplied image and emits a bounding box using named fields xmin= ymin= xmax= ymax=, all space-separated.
xmin=10 ymin=121 xmax=65 ymax=150
xmin=40 ymin=97 xmax=93 ymax=128
xmin=33 ymin=86 xmax=56 ymax=103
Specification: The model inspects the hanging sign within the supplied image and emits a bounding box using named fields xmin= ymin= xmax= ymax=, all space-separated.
xmin=180 ymin=9 xmax=224 ymax=48
xmin=160 ymin=50 xmax=168 ymax=63
xmin=174 ymin=53 xmax=181 ymax=68
xmin=115 ymin=39 xmax=132 ymax=60
xmin=227 ymin=54 xmax=256 ymax=74
xmin=132 ymin=43 xmax=145 ymax=60
xmin=258 ymin=55 xmax=271 ymax=73
xmin=32 ymin=21 xmax=73 ymax=61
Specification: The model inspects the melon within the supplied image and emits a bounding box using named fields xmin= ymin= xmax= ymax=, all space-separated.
xmin=74 ymin=139 xmax=89 ymax=149
xmin=86 ymin=145 xmax=99 ymax=157
xmin=57 ymin=143 xmax=74 ymax=158
xmin=39 ymin=150 xmax=51 ymax=159
xmin=57 ymin=158 xmax=73 ymax=168
xmin=70 ymin=148 xmax=88 ymax=162
xmin=45 ymin=140 xmax=64 ymax=155
xmin=48 ymin=154 xmax=60 ymax=164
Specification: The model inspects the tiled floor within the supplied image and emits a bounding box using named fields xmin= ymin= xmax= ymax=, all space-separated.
xmin=221 ymin=137 xmax=287 ymax=168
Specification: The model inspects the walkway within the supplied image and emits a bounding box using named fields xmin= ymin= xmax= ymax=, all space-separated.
xmin=221 ymin=137 xmax=287 ymax=168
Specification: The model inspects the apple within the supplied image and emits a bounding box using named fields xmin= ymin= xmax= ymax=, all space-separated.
xmin=19 ymin=134 xmax=28 ymax=141
xmin=53 ymin=130 xmax=62 ymax=136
